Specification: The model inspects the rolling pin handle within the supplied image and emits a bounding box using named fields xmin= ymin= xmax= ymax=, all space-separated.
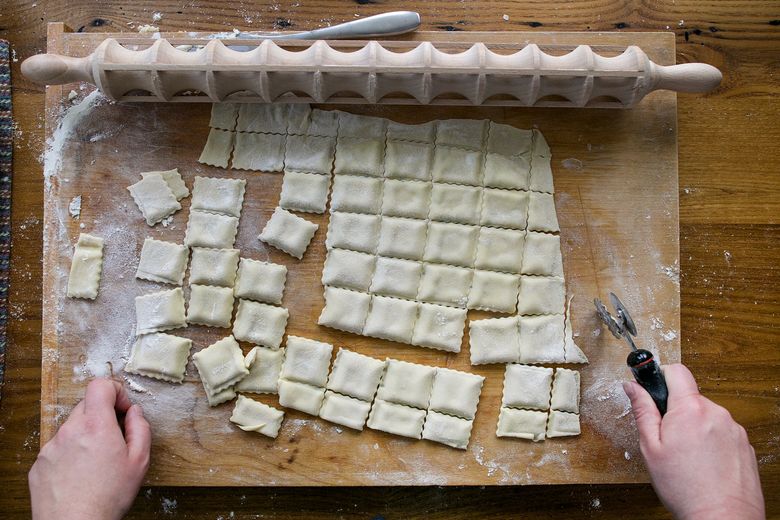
xmin=653 ymin=62 xmax=722 ymax=93
xmin=21 ymin=53 xmax=94 ymax=86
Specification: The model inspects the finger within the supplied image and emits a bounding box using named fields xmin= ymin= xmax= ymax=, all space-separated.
xmin=663 ymin=364 xmax=700 ymax=406
xmin=623 ymin=381 xmax=662 ymax=450
xmin=124 ymin=405 xmax=152 ymax=471
xmin=83 ymin=378 xmax=133 ymax=418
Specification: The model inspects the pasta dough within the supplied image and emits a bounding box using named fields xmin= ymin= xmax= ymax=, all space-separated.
xmin=278 ymin=379 xmax=326 ymax=415
xmin=258 ymin=207 xmax=319 ymax=259
xmin=190 ymin=176 xmax=246 ymax=218
xmin=386 ymin=120 xmax=435 ymax=143
xmin=521 ymin=231 xmax=563 ymax=277
xmin=436 ymin=118 xmax=487 ymax=150
xmin=369 ymin=257 xmax=422 ymax=299
xmin=321 ymin=248 xmax=376 ymax=291
xmin=546 ymin=410 xmax=581 ymax=438
xmin=319 ymin=390 xmax=373 ymax=430
xmin=124 ymin=332 xmax=192 ymax=383
xmin=422 ymin=411 xmax=473 ymax=450
xmin=233 ymin=258 xmax=287 ymax=305
xmin=502 ymin=364 xmax=554 ymax=410
xmin=330 ymin=175 xmax=383 ymax=214
xmin=127 ymin=173 xmax=181 ymax=226
xmin=469 ymin=316 xmax=520 ymax=365
xmin=67 ymin=233 xmax=104 ymax=300
xmin=384 ymin=141 xmax=433 ymax=181
xmin=338 ymin=112 xmax=386 ymax=139
xmin=198 ymin=128 xmax=234 ymax=168
xmin=410 ymin=303 xmax=467 ymax=353
xmin=186 ymin=285 xmax=234 ymax=327
xmin=366 ymin=399 xmax=426 ymax=439
xmin=236 ymin=103 xmax=290 ymax=134
xmin=184 ymin=210 xmax=239 ymax=249
xmin=136 ymin=238 xmax=189 ymax=286
xmin=486 ymin=122 xmax=533 ymax=156
xmin=376 ymin=216 xmax=428 ymax=260
xmin=417 ymin=264 xmax=472 ymax=307
xmin=429 ymin=184 xmax=482 ymax=225
xmin=518 ymin=314 xmax=566 ymax=364
xmin=375 ymin=359 xmax=435 ymax=410
xmin=232 ymin=299 xmax=289 ymax=349
xmin=482 ymin=153 xmax=531 ymax=191
xmin=334 ymin=138 xmax=385 ymax=177
xmin=480 ymin=188 xmax=529 ymax=230
xmin=550 ymin=368 xmax=580 ymax=414
xmin=204 ymin=385 xmax=237 ymax=407
xmin=474 ymin=227 xmax=525 ymax=274
xmin=496 ymin=407 xmax=547 ymax=441
xmin=431 ymin=146 xmax=483 ymax=186
xmin=230 ymin=395 xmax=285 ymax=438
xmin=235 ymin=346 xmax=285 ymax=394
xmin=188 ymin=247 xmax=240 ymax=287
xmin=208 ymin=102 xmax=239 ymax=131
xmin=467 ymin=270 xmax=520 ymax=313
xmin=135 ymin=287 xmax=187 ymax=334
xmin=428 ymin=367 xmax=484 ymax=420
xmin=279 ymin=170 xmax=331 ymax=214
xmin=423 ymin=222 xmax=479 ymax=268
xmin=326 ymin=348 xmax=385 ymax=401
xmin=141 ymin=168 xmax=189 ymax=200
xmin=381 ymin=179 xmax=431 ymax=220
xmin=192 ymin=335 xmax=249 ymax=394
xmin=517 ymin=276 xmax=565 ymax=315
xmin=527 ymin=192 xmax=560 ymax=232
xmin=232 ymin=132 xmax=286 ymax=172
xmin=317 ymin=286 xmax=371 ymax=334
xmin=280 ymin=336 xmax=333 ymax=387
xmin=325 ymin=212 xmax=380 ymax=254
xmin=363 ymin=295 xmax=419 ymax=344
xmin=284 ymin=134 xmax=337 ymax=174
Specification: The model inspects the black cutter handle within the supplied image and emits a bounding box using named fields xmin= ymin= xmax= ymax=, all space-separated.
xmin=627 ymin=349 xmax=668 ymax=416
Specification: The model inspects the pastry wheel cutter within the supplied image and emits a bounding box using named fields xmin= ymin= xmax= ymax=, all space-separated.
xmin=594 ymin=293 xmax=669 ymax=415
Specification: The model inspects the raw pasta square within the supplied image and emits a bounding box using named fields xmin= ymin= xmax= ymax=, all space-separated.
xmin=278 ymin=379 xmax=326 ymax=415
xmin=423 ymin=222 xmax=479 ymax=268
xmin=230 ymin=395 xmax=285 ymax=438
xmin=124 ymin=333 xmax=192 ymax=383
xmin=334 ymin=138 xmax=384 ymax=177
xmin=502 ymin=364 xmax=554 ymax=410
xmin=234 ymin=258 xmax=287 ymax=305
xmin=318 ymin=287 xmax=371 ymax=334
xmin=366 ymin=399 xmax=426 ymax=439
xmin=428 ymin=368 xmax=484 ymax=420
xmin=136 ymin=238 xmax=188 ymax=286
xmin=376 ymin=216 xmax=428 ymax=260
xmin=192 ymin=335 xmax=249 ymax=393
xmin=338 ymin=112 xmax=386 ymax=139
xmin=209 ymin=103 xmax=238 ymax=131
xmin=386 ymin=120 xmax=435 ymax=143
xmin=529 ymin=157 xmax=554 ymax=194
xmin=469 ymin=316 xmax=520 ymax=365
xmin=474 ymin=227 xmax=525 ymax=273
xmin=480 ymin=188 xmax=529 ymax=230
xmin=376 ymin=359 xmax=435 ymax=409
xmin=363 ymin=296 xmax=419 ymax=344
xmin=521 ymin=232 xmax=563 ymax=276
xmin=322 ymin=248 xmax=376 ymax=291
xmin=280 ymin=336 xmax=334 ymax=387
xmin=546 ymin=410 xmax=581 ymax=438
xmin=325 ymin=211 xmax=380 ymax=254
xmin=482 ymin=153 xmax=531 ymax=191
xmin=422 ymin=411 xmax=473 ymax=450
xmin=369 ymin=256 xmax=422 ymax=299
xmin=486 ymin=122 xmax=533 ymax=157
xmin=236 ymin=346 xmax=285 ymax=394
xmin=518 ymin=314 xmax=566 ymax=363
xmin=384 ymin=140 xmax=433 ymax=181
xmin=527 ymin=192 xmax=560 ymax=232
xmin=232 ymin=132 xmax=286 ymax=172
xmin=258 ymin=207 xmax=319 ymax=259
xmin=330 ymin=175 xmax=383 ymax=214
xmin=411 ymin=303 xmax=467 ymax=353
xmin=236 ymin=103 xmax=289 ymax=133
xmin=496 ymin=407 xmax=547 ymax=441
xmin=186 ymin=285 xmax=235 ymax=327
xmin=431 ymin=146 xmax=483 ymax=186
xmin=468 ymin=270 xmax=520 ymax=313
xmin=429 ymin=184 xmax=482 ymax=225
xmin=67 ymin=233 xmax=104 ymax=300
xmin=189 ymin=247 xmax=240 ymax=287
xmin=141 ymin=168 xmax=189 ymax=200
xmin=436 ymin=118 xmax=487 ymax=150
xmin=319 ymin=390 xmax=372 ymax=430
xmin=184 ymin=210 xmax=239 ymax=249
xmin=417 ymin=264 xmax=472 ymax=308
xmin=127 ymin=173 xmax=181 ymax=226
xmin=516 ymin=276 xmax=565 ymax=315
xmin=284 ymin=134 xmax=336 ymax=174
xmin=550 ymin=368 xmax=580 ymax=414
xmin=381 ymin=179 xmax=431 ymax=220
xmin=191 ymin=176 xmax=246 ymax=218
xmin=326 ymin=348 xmax=386 ymax=401
xmin=279 ymin=170 xmax=331 ymax=214
xmin=198 ymin=128 xmax=234 ymax=168
xmin=233 ymin=299 xmax=289 ymax=349
xmin=135 ymin=288 xmax=187 ymax=334
xmin=301 ymin=108 xmax=339 ymax=137
xmin=204 ymin=385 xmax=237 ymax=407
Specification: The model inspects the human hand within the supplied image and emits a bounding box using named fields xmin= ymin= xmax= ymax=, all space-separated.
xmin=624 ymin=363 xmax=764 ymax=520
xmin=29 ymin=378 xmax=151 ymax=520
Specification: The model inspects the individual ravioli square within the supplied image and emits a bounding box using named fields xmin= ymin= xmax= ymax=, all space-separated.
xmin=527 ymin=192 xmax=560 ymax=232
xmin=204 ymin=385 xmax=237 ymax=407
xmin=386 ymin=120 xmax=435 ymax=143
xmin=496 ymin=407 xmax=547 ymax=441
xmin=280 ymin=335 xmax=334 ymax=387
xmin=209 ymin=102 xmax=239 ymax=131
xmin=429 ymin=184 xmax=482 ymax=225
xmin=279 ymin=170 xmax=331 ymax=214
xmin=135 ymin=288 xmax=187 ymax=334
xmin=234 ymin=258 xmax=287 ymax=305
xmin=550 ymin=368 xmax=580 ymax=414
xmin=423 ymin=222 xmax=479 ymax=268
xmin=235 ymin=346 xmax=285 ymax=394
xmin=232 ymin=132 xmax=286 ymax=172
xmin=487 ymin=122 xmax=534 ymax=157
xmin=186 ymin=285 xmax=235 ymax=328
xmin=369 ymin=256 xmax=422 ymax=299
xmin=140 ymin=168 xmax=189 ymax=200
xmin=124 ymin=333 xmax=192 ymax=383
xmin=546 ymin=410 xmax=581 ymax=438
xmin=189 ymin=247 xmax=240 ymax=287
xmin=376 ymin=216 xmax=428 ymax=260
xmin=376 ymin=359 xmax=435 ymax=409
xmin=337 ymin=112 xmax=386 ymax=139
xmin=127 ymin=173 xmax=181 ymax=226
xmin=411 ymin=303 xmax=467 ymax=353
xmin=198 ymin=128 xmax=234 ymax=168
xmin=278 ymin=379 xmax=326 ymax=415
xmin=190 ymin=176 xmax=246 ymax=218
xmin=384 ymin=140 xmax=433 ymax=181
xmin=468 ymin=270 xmax=520 ymax=313
xmin=258 ymin=207 xmax=319 ymax=259
xmin=236 ymin=103 xmax=289 ymax=134
xmin=518 ymin=314 xmax=566 ymax=364
xmin=521 ymin=231 xmax=563 ymax=276
xmin=436 ymin=118 xmax=487 ymax=150
xmin=363 ymin=296 xmax=419 ymax=344
xmin=299 ymin=108 xmax=339 ymax=137
xmin=517 ymin=276 xmax=565 ymax=315
xmin=428 ymin=367 xmax=484 ymax=420
xmin=233 ymin=299 xmax=289 ymax=349
xmin=322 ymin=248 xmax=376 ymax=291
xmin=184 ymin=210 xmax=239 ymax=249
xmin=480 ymin=188 xmax=529 ymax=230
xmin=417 ymin=263 xmax=472 ymax=308
xmin=367 ymin=399 xmax=426 ymax=439
xmin=422 ymin=411 xmax=474 ymax=450
xmin=326 ymin=348 xmax=386 ymax=401
xmin=502 ymin=364 xmax=554 ymax=411
xmin=230 ymin=395 xmax=285 ymax=438
xmin=318 ymin=286 xmax=371 ymax=334
xmin=319 ymin=390 xmax=372 ymax=431
xmin=330 ymin=175 xmax=383 ymax=214
xmin=431 ymin=146 xmax=483 ymax=186
xmin=136 ymin=238 xmax=189 ymax=286
xmin=334 ymin=138 xmax=385 ymax=177
xmin=475 ymin=227 xmax=525 ymax=273
xmin=325 ymin=211 xmax=380 ymax=254
xmin=192 ymin=335 xmax=249 ymax=393
xmin=482 ymin=153 xmax=531 ymax=191
xmin=284 ymin=134 xmax=336 ymax=174
xmin=469 ymin=316 xmax=520 ymax=365
xmin=530 ymin=157 xmax=554 ymax=194
xmin=381 ymin=179 xmax=431 ymax=220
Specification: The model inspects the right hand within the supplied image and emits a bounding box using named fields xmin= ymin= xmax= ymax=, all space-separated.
xmin=623 ymin=363 xmax=765 ymax=520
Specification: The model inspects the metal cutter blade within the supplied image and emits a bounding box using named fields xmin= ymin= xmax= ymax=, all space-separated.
xmin=594 ymin=292 xmax=638 ymax=351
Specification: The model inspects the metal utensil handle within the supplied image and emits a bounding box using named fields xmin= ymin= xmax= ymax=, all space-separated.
xmin=628 ymin=349 xmax=669 ymax=415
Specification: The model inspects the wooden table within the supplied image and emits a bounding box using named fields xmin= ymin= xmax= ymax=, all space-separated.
xmin=1 ymin=1 xmax=778 ymax=517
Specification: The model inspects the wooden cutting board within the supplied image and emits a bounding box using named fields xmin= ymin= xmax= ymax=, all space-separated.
xmin=40 ymin=25 xmax=680 ymax=486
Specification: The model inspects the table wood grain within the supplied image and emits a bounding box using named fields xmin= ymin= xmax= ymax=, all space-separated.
xmin=1 ymin=1 xmax=778 ymax=517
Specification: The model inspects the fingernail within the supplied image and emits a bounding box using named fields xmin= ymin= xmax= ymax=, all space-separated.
xmin=131 ymin=404 xmax=144 ymax=417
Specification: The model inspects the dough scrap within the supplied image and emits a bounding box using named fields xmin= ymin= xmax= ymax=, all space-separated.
xmin=233 ymin=258 xmax=287 ymax=305
xmin=376 ymin=359 xmax=435 ymax=410
xmin=381 ymin=179 xmax=431 ymax=220
xmin=321 ymin=248 xmax=376 ymax=291
xmin=124 ymin=332 xmax=192 ymax=383
xmin=326 ymin=348 xmax=386 ymax=402
xmin=235 ymin=346 xmax=285 ymax=394
xmin=190 ymin=176 xmax=246 ymax=218
xmin=384 ymin=140 xmax=433 ymax=181
xmin=518 ymin=314 xmax=566 ymax=364
xmin=232 ymin=132 xmax=286 ymax=172
xmin=325 ymin=211 xmax=380 ymax=254
xmin=141 ymin=168 xmax=189 ymax=200
xmin=319 ymin=390 xmax=373 ymax=431
xmin=135 ymin=287 xmax=187 ymax=334
xmin=317 ymin=286 xmax=371 ymax=334
xmin=482 ymin=153 xmax=531 ymax=191
xmin=370 ymin=256 xmax=423 ymax=299
xmin=502 ymin=364 xmax=554 ymax=410
xmin=209 ymin=103 xmax=239 ymax=131
xmin=411 ymin=303 xmax=467 ymax=353
xmin=474 ymin=227 xmax=526 ymax=274
xmin=417 ymin=263 xmax=472 ymax=308
xmin=198 ymin=128 xmax=234 ymax=168
xmin=127 ymin=173 xmax=181 ymax=226
xmin=258 ymin=207 xmax=319 ymax=259
xmin=363 ymin=295 xmax=419 ymax=344
xmin=230 ymin=394 xmax=285 ymax=438
xmin=423 ymin=221 xmax=479 ymax=268
xmin=233 ymin=299 xmax=289 ymax=349
xmin=516 ymin=275 xmax=565 ymax=315
xmin=279 ymin=170 xmax=331 ymax=214
xmin=429 ymin=183 xmax=482 ymax=225
xmin=192 ymin=335 xmax=249 ymax=394
xmin=422 ymin=410 xmax=473 ymax=450
xmin=186 ymin=284 xmax=235 ymax=328
xmin=428 ymin=367 xmax=484 ymax=420
xmin=546 ymin=410 xmax=581 ymax=438
xmin=366 ymin=399 xmax=426 ymax=439
xmin=334 ymin=138 xmax=385 ymax=177
xmin=480 ymin=188 xmax=529 ymax=230
xmin=67 ymin=233 xmax=104 ymax=300
xmin=376 ymin=216 xmax=428 ymax=260
xmin=469 ymin=315 xmax=520 ymax=365
xmin=280 ymin=336 xmax=334 ymax=387
xmin=330 ymin=174 xmax=383 ymax=214
xmin=496 ymin=407 xmax=547 ymax=441
xmin=188 ymin=247 xmax=240 ymax=287
xmin=521 ymin=231 xmax=563 ymax=277
xmin=136 ymin=238 xmax=189 ymax=286
xmin=431 ymin=146 xmax=483 ymax=186
xmin=278 ymin=379 xmax=326 ymax=415
xmin=550 ymin=368 xmax=580 ymax=414
xmin=184 ymin=210 xmax=239 ymax=249
xmin=284 ymin=134 xmax=336 ymax=174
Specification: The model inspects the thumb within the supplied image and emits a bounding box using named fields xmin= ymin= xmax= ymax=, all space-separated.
xmin=623 ymin=381 xmax=662 ymax=451
xmin=123 ymin=404 xmax=152 ymax=476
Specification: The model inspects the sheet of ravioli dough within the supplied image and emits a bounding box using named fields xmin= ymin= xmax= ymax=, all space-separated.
xmin=66 ymin=233 xmax=104 ymax=300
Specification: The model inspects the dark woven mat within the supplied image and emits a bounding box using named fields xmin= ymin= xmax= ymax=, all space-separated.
xmin=0 ymin=41 xmax=11 ymax=401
